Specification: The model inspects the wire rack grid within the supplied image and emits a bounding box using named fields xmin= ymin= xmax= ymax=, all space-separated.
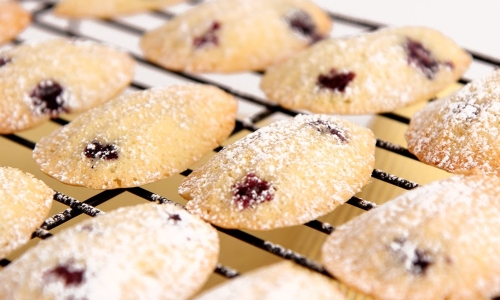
xmin=2 ymin=0 xmax=500 ymax=298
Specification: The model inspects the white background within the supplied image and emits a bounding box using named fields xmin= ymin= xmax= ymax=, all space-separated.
xmin=315 ymin=0 xmax=499 ymax=61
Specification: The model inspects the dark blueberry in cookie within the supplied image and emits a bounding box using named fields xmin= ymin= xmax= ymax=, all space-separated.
xmin=232 ymin=173 xmax=275 ymax=209
xmin=308 ymin=120 xmax=348 ymax=143
xmin=317 ymin=68 xmax=356 ymax=92
xmin=0 ymin=57 xmax=11 ymax=67
xmin=286 ymin=10 xmax=323 ymax=43
xmin=405 ymin=38 xmax=441 ymax=79
xmin=193 ymin=21 xmax=221 ymax=49
xmin=43 ymin=262 xmax=85 ymax=286
xmin=168 ymin=213 xmax=182 ymax=223
xmin=391 ymin=237 xmax=433 ymax=275
xmin=30 ymin=79 xmax=67 ymax=117
xmin=412 ymin=249 xmax=433 ymax=275
xmin=84 ymin=141 xmax=119 ymax=160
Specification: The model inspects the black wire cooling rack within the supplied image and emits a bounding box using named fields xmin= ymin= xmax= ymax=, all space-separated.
xmin=2 ymin=0 xmax=500 ymax=298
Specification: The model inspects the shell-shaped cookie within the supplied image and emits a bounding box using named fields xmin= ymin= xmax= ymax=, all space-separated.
xmin=140 ymin=0 xmax=332 ymax=73
xmin=32 ymin=84 xmax=237 ymax=189
xmin=260 ymin=26 xmax=471 ymax=114
xmin=406 ymin=70 xmax=500 ymax=174
xmin=0 ymin=1 xmax=31 ymax=45
xmin=322 ymin=175 xmax=500 ymax=300
xmin=0 ymin=166 xmax=53 ymax=259
xmin=179 ymin=114 xmax=375 ymax=230
xmin=0 ymin=202 xmax=220 ymax=300
xmin=195 ymin=261 xmax=346 ymax=300
xmin=54 ymin=0 xmax=187 ymax=18
xmin=0 ymin=39 xmax=135 ymax=134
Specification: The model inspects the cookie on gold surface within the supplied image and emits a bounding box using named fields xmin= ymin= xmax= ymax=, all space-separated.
xmin=0 ymin=202 xmax=220 ymax=300
xmin=260 ymin=26 xmax=471 ymax=114
xmin=0 ymin=39 xmax=135 ymax=134
xmin=179 ymin=114 xmax=375 ymax=230
xmin=140 ymin=0 xmax=332 ymax=73
xmin=322 ymin=175 xmax=500 ymax=300
xmin=53 ymin=0 xmax=186 ymax=18
xmin=406 ymin=70 xmax=500 ymax=174
xmin=195 ymin=261 xmax=346 ymax=300
xmin=0 ymin=166 xmax=53 ymax=259
xmin=33 ymin=84 xmax=237 ymax=189
xmin=0 ymin=1 xmax=31 ymax=45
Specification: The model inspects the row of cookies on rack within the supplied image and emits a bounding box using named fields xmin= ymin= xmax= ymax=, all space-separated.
xmin=3 ymin=0 xmax=487 ymax=175
xmin=3 ymin=168 xmax=500 ymax=299
xmin=5 ymin=0 xmax=473 ymax=115
xmin=0 ymin=167 xmax=347 ymax=299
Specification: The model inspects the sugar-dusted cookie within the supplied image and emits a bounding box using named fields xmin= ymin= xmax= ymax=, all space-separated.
xmin=0 ymin=202 xmax=220 ymax=300
xmin=33 ymin=84 xmax=237 ymax=189
xmin=195 ymin=261 xmax=346 ymax=300
xmin=0 ymin=166 xmax=53 ymax=259
xmin=322 ymin=175 xmax=500 ymax=300
xmin=179 ymin=114 xmax=375 ymax=230
xmin=261 ymin=26 xmax=471 ymax=114
xmin=0 ymin=1 xmax=31 ymax=45
xmin=0 ymin=39 xmax=135 ymax=134
xmin=53 ymin=0 xmax=187 ymax=18
xmin=140 ymin=0 xmax=332 ymax=73
xmin=406 ymin=70 xmax=500 ymax=174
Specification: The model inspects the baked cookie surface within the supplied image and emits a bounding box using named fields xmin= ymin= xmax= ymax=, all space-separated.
xmin=260 ymin=26 xmax=471 ymax=114
xmin=140 ymin=0 xmax=332 ymax=73
xmin=322 ymin=175 xmax=500 ymax=300
xmin=0 ymin=1 xmax=31 ymax=45
xmin=195 ymin=261 xmax=346 ymax=300
xmin=406 ymin=70 xmax=500 ymax=174
xmin=0 ymin=39 xmax=135 ymax=134
xmin=33 ymin=84 xmax=237 ymax=189
xmin=0 ymin=202 xmax=220 ymax=300
xmin=179 ymin=114 xmax=375 ymax=230
xmin=53 ymin=0 xmax=186 ymax=18
xmin=0 ymin=166 xmax=53 ymax=259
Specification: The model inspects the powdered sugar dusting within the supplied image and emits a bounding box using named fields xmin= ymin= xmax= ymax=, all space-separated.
xmin=195 ymin=261 xmax=345 ymax=300
xmin=140 ymin=0 xmax=332 ymax=72
xmin=0 ymin=202 xmax=219 ymax=300
xmin=32 ymin=84 xmax=237 ymax=189
xmin=181 ymin=114 xmax=375 ymax=230
xmin=323 ymin=175 xmax=500 ymax=299
xmin=0 ymin=38 xmax=135 ymax=134
xmin=406 ymin=70 xmax=500 ymax=173
xmin=0 ymin=167 xmax=53 ymax=259
xmin=261 ymin=26 xmax=471 ymax=114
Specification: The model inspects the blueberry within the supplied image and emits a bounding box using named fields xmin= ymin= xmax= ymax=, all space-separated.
xmin=30 ymin=79 xmax=67 ymax=117
xmin=317 ymin=68 xmax=356 ymax=92
xmin=0 ymin=57 xmax=11 ymax=67
xmin=405 ymin=38 xmax=445 ymax=79
xmin=286 ymin=10 xmax=323 ymax=43
xmin=84 ymin=141 xmax=119 ymax=160
xmin=193 ymin=21 xmax=221 ymax=48
xmin=232 ymin=173 xmax=275 ymax=209
xmin=43 ymin=262 xmax=85 ymax=287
